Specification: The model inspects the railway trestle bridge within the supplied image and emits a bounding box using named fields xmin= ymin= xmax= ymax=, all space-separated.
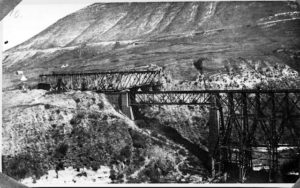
xmin=127 ymin=89 xmax=300 ymax=182
xmin=39 ymin=71 xmax=300 ymax=183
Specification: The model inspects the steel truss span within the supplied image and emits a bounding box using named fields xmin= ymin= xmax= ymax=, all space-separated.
xmin=130 ymin=89 xmax=300 ymax=182
xmin=39 ymin=70 xmax=162 ymax=91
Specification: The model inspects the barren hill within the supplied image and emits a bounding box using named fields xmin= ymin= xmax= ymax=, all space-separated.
xmin=2 ymin=2 xmax=300 ymax=89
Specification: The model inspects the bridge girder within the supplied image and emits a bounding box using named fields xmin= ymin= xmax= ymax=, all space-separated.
xmin=39 ymin=70 xmax=162 ymax=91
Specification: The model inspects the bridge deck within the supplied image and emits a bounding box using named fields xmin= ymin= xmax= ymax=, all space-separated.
xmin=128 ymin=89 xmax=300 ymax=105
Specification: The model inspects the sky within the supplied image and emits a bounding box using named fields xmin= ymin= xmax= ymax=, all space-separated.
xmin=1 ymin=0 xmax=104 ymax=51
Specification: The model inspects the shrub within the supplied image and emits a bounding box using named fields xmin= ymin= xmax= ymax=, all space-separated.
xmin=76 ymin=111 xmax=85 ymax=119
xmin=118 ymin=146 xmax=132 ymax=164
xmin=98 ymin=101 xmax=104 ymax=109
xmin=44 ymin=104 xmax=51 ymax=109
xmin=135 ymin=120 xmax=148 ymax=129
xmin=56 ymin=109 xmax=60 ymax=114
xmin=3 ymin=152 xmax=48 ymax=180
xmin=54 ymin=143 xmax=69 ymax=158
xmin=91 ymin=161 xmax=101 ymax=171
xmin=70 ymin=112 xmax=86 ymax=125
xmin=88 ymin=113 xmax=101 ymax=119
xmin=69 ymin=118 xmax=77 ymax=125
xmin=146 ymin=146 xmax=176 ymax=177
xmin=144 ymin=162 xmax=161 ymax=183
xmin=129 ymin=130 xmax=149 ymax=149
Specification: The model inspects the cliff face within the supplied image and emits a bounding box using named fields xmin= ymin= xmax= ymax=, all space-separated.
xmin=2 ymin=2 xmax=300 ymax=89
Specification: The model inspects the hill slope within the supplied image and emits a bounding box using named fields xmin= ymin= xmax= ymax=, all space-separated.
xmin=2 ymin=2 xmax=300 ymax=89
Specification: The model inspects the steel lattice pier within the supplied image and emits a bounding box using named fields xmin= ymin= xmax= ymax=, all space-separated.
xmin=129 ymin=89 xmax=300 ymax=182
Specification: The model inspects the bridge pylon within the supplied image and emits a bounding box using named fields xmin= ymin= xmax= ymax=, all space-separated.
xmin=208 ymin=94 xmax=221 ymax=179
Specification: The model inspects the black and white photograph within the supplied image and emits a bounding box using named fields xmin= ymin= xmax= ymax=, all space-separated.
xmin=1 ymin=0 xmax=300 ymax=187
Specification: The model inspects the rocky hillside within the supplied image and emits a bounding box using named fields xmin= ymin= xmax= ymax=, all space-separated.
xmin=2 ymin=2 xmax=300 ymax=184
xmin=2 ymin=90 xmax=211 ymax=185
xmin=2 ymin=2 xmax=300 ymax=89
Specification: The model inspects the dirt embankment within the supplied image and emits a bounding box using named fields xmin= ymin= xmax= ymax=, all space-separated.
xmin=2 ymin=89 xmax=210 ymax=184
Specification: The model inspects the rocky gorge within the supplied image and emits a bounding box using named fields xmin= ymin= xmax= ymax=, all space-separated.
xmin=2 ymin=1 xmax=300 ymax=185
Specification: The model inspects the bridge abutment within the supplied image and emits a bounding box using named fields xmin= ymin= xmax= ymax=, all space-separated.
xmin=120 ymin=92 xmax=135 ymax=120
xmin=104 ymin=92 xmax=135 ymax=120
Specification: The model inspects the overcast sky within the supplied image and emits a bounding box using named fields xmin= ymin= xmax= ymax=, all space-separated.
xmin=2 ymin=0 xmax=104 ymax=51
xmin=1 ymin=0 xmax=187 ymax=51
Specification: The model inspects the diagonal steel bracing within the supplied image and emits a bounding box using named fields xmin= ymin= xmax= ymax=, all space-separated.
xmin=39 ymin=70 xmax=162 ymax=91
